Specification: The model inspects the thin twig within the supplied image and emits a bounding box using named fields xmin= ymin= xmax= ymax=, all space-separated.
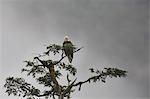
xmin=53 ymin=47 xmax=84 ymax=65
xmin=72 ymin=73 xmax=105 ymax=91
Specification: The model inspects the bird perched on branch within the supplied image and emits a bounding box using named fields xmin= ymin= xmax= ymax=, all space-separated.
xmin=63 ymin=36 xmax=74 ymax=63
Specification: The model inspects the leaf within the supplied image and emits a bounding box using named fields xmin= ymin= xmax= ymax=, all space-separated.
xmin=89 ymin=68 xmax=94 ymax=73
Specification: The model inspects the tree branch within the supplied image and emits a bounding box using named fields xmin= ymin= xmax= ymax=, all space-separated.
xmin=53 ymin=47 xmax=84 ymax=65
xmin=4 ymin=77 xmax=58 ymax=98
xmin=73 ymin=68 xmax=127 ymax=91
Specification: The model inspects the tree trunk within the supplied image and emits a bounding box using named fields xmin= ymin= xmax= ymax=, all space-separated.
xmin=58 ymin=94 xmax=64 ymax=99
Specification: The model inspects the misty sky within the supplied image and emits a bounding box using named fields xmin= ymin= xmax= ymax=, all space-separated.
xmin=0 ymin=0 xmax=149 ymax=99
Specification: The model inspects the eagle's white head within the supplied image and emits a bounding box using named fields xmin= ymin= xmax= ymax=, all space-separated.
xmin=64 ymin=36 xmax=69 ymax=41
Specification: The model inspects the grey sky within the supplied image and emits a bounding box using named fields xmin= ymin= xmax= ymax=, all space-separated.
xmin=0 ymin=0 xmax=149 ymax=99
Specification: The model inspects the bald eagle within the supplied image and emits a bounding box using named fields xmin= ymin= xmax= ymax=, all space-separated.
xmin=63 ymin=36 xmax=74 ymax=63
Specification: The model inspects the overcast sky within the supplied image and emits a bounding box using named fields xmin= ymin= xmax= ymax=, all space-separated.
xmin=0 ymin=0 xmax=149 ymax=99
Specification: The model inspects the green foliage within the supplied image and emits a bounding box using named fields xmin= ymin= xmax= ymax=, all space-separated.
xmin=22 ymin=60 xmax=46 ymax=78
xmin=36 ymin=73 xmax=53 ymax=87
xmin=89 ymin=67 xmax=127 ymax=78
xmin=4 ymin=77 xmax=40 ymax=98
xmin=63 ymin=64 xmax=77 ymax=76
xmin=4 ymin=43 xmax=127 ymax=99
xmin=45 ymin=44 xmax=62 ymax=55
xmin=73 ymin=67 xmax=127 ymax=91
